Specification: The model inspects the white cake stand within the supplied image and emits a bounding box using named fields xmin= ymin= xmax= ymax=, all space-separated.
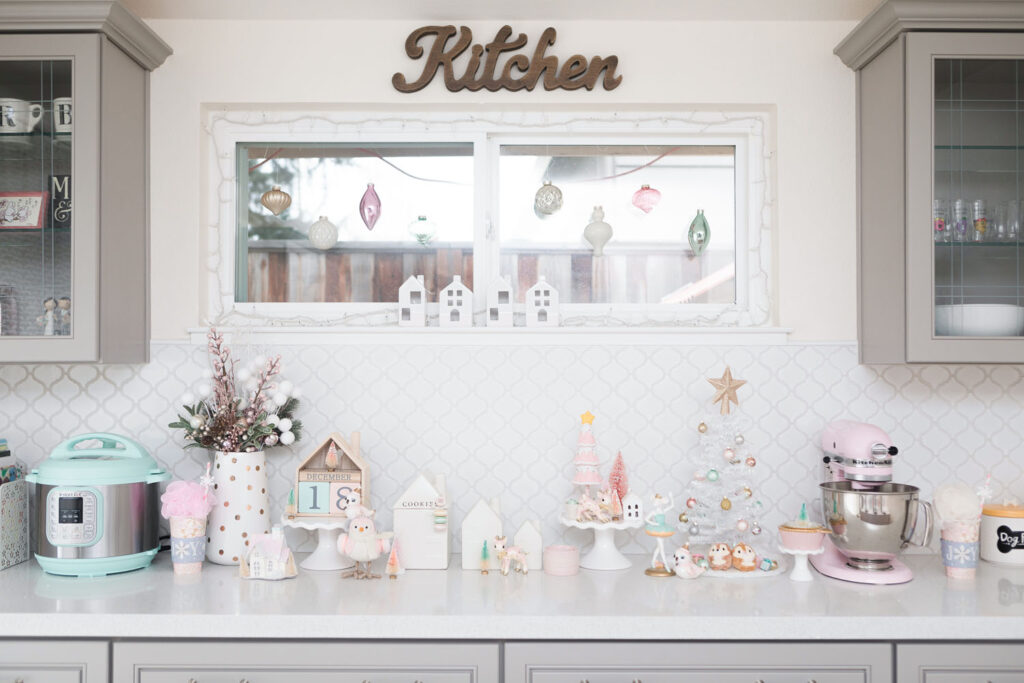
xmin=778 ymin=544 xmax=824 ymax=582
xmin=561 ymin=516 xmax=643 ymax=570
xmin=280 ymin=515 xmax=355 ymax=571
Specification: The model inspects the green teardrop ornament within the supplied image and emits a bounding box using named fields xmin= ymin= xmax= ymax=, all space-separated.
xmin=688 ymin=209 xmax=710 ymax=256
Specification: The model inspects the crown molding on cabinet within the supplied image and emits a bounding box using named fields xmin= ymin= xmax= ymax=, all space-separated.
xmin=0 ymin=0 xmax=172 ymax=70
xmin=836 ymin=0 xmax=1024 ymax=70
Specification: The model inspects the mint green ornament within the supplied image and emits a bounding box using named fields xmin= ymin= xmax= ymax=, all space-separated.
xmin=688 ymin=209 xmax=710 ymax=256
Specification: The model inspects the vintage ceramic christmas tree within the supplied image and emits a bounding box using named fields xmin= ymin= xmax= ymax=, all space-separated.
xmin=682 ymin=367 xmax=778 ymax=576
xmin=572 ymin=411 xmax=602 ymax=495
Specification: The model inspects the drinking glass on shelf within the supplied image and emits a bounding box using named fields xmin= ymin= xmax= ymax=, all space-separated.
xmin=953 ymin=199 xmax=970 ymax=242
xmin=933 ymin=199 xmax=950 ymax=242
xmin=1009 ymin=200 xmax=1021 ymax=242
xmin=991 ymin=203 xmax=1007 ymax=242
xmin=972 ymin=199 xmax=987 ymax=242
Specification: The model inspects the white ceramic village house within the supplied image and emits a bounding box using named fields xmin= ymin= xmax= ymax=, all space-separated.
xmin=513 ymin=519 xmax=543 ymax=571
xmin=461 ymin=497 xmax=502 ymax=570
xmin=392 ymin=472 xmax=449 ymax=569
xmin=525 ymin=276 xmax=559 ymax=327
xmin=440 ymin=275 xmax=473 ymax=327
xmin=398 ymin=275 xmax=427 ymax=327
xmin=622 ymin=492 xmax=643 ymax=521
xmin=486 ymin=275 xmax=514 ymax=327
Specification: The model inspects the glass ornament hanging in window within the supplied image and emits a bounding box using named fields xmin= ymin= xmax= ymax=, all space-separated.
xmin=533 ymin=180 xmax=563 ymax=218
xmin=260 ymin=185 xmax=292 ymax=216
xmin=583 ymin=206 xmax=613 ymax=256
xmin=308 ymin=215 xmax=338 ymax=250
xmin=631 ymin=184 xmax=661 ymax=214
xmin=359 ymin=183 xmax=382 ymax=231
xmin=688 ymin=209 xmax=710 ymax=256
xmin=406 ymin=215 xmax=437 ymax=246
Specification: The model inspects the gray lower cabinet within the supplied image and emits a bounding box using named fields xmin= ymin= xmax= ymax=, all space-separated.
xmin=897 ymin=644 xmax=1024 ymax=682
xmin=113 ymin=641 xmax=499 ymax=683
xmin=505 ymin=642 xmax=892 ymax=683
xmin=0 ymin=640 xmax=109 ymax=683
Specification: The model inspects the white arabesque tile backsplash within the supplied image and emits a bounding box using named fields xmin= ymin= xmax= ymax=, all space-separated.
xmin=1 ymin=341 xmax=1022 ymax=554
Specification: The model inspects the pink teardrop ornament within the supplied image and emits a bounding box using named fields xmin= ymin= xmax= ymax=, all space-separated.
xmin=632 ymin=184 xmax=661 ymax=214
xmin=359 ymin=183 xmax=381 ymax=231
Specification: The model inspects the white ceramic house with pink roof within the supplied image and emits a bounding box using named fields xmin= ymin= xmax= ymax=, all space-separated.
xmin=239 ymin=526 xmax=297 ymax=580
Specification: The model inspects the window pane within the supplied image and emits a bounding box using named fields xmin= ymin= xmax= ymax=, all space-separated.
xmin=237 ymin=142 xmax=473 ymax=303
xmin=498 ymin=144 xmax=736 ymax=305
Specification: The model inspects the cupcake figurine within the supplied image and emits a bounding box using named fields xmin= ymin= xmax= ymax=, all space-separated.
xmin=644 ymin=492 xmax=675 ymax=577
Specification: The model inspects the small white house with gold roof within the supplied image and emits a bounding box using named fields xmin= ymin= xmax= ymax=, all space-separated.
xmin=294 ymin=431 xmax=369 ymax=518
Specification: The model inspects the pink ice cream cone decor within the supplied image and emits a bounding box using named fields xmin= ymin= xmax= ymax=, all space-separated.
xmin=161 ymin=464 xmax=217 ymax=576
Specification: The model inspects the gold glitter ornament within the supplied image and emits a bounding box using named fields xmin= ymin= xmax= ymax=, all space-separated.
xmin=260 ymin=185 xmax=292 ymax=216
xmin=720 ymin=497 xmax=732 ymax=511
xmin=678 ymin=512 xmax=688 ymax=524
xmin=698 ymin=422 xmax=708 ymax=434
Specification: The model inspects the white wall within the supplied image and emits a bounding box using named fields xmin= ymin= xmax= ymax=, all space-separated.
xmin=147 ymin=18 xmax=857 ymax=341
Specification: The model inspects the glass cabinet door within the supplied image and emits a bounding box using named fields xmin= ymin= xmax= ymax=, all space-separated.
xmin=934 ymin=57 xmax=1024 ymax=339
xmin=0 ymin=58 xmax=72 ymax=339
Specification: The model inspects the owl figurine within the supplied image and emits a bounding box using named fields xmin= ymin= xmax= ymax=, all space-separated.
xmin=731 ymin=543 xmax=758 ymax=572
xmin=672 ymin=545 xmax=706 ymax=579
xmin=338 ymin=516 xmax=391 ymax=579
xmin=708 ymin=542 xmax=733 ymax=571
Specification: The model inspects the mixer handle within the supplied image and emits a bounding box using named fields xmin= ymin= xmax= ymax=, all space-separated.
xmin=51 ymin=433 xmax=150 ymax=461
xmin=905 ymin=499 xmax=934 ymax=548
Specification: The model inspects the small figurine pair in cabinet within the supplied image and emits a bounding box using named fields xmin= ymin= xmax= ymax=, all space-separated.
xmin=37 ymin=296 xmax=70 ymax=336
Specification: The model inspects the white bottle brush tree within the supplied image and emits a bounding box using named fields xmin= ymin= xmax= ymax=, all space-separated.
xmin=682 ymin=367 xmax=767 ymax=554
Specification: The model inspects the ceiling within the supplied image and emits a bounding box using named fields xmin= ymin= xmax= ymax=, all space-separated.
xmin=120 ymin=0 xmax=880 ymax=22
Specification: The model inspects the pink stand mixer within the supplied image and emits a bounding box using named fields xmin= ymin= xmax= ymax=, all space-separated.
xmin=810 ymin=420 xmax=933 ymax=584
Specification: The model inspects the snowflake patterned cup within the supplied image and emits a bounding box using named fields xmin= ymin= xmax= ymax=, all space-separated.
xmin=161 ymin=474 xmax=217 ymax=576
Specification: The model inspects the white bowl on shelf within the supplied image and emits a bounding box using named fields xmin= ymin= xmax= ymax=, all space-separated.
xmin=935 ymin=304 xmax=1024 ymax=337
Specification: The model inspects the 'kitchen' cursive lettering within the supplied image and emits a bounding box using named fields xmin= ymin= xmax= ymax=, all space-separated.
xmin=393 ymin=26 xmax=623 ymax=93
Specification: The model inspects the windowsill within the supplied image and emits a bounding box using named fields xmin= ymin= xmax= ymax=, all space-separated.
xmin=186 ymin=326 xmax=791 ymax=346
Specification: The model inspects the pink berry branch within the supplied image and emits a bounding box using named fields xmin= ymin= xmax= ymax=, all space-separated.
xmin=170 ymin=328 xmax=302 ymax=453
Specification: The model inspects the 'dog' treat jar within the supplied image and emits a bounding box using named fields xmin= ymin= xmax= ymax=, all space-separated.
xmin=981 ymin=504 xmax=1024 ymax=567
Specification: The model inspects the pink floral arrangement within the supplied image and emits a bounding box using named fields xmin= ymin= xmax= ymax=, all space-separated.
xmin=161 ymin=470 xmax=217 ymax=520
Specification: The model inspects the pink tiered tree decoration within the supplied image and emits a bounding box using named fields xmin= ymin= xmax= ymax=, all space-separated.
xmin=572 ymin=411 xmax=602 ymax=495
xmin=359 ymin=183 xmax=382 ymax=231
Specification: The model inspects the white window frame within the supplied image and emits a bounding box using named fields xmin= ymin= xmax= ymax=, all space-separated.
xmin=201 ymin=107 xmax=778 ymax=343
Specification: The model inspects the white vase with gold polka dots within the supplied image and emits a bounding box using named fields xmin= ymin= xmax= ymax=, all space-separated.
xmin=206 ymin=450 xmax=271 ymax=565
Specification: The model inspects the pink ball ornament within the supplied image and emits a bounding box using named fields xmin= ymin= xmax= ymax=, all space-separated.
xmin=694 ymin=470 xmax=707 ymax=482
xmin=745 ymin=456 xmax=757 ymax=468
xmin=686 ymin=497 xmax=697 ymax=509
xmin=736 ymin=519 xmax=749 ymax=532
xmin=631 ymin=184 xmax=662 ymax=214
xmin=723 ymin=448 xmax=736 ymax=462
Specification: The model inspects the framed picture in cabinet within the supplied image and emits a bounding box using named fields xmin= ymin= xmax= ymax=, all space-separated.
xmin=0 ymin=191 xmax=47 ymax=229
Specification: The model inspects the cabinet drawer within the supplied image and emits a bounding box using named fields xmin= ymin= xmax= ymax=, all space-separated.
xmin=114 ymin=641 xmax=498 ymax=683
xmin=0 ymin=640 xmax=109 ymax=683
xmin=506 ymin=643 xmax=891 ymax=683
xmin=897 ymin=643 xmax=1024 ymax=682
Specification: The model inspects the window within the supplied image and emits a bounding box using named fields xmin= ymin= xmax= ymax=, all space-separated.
xmin=237 ymin=143 xmax=473 ymax=303
xmin=215 ymin=110 xmax=770 ymax=330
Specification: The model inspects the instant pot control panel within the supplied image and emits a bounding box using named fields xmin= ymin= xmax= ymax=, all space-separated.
xmin=45 ymin=488 xmax=101 ymax=546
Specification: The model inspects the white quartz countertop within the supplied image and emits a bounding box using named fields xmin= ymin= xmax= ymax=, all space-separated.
xmin=2 ymin=552 xmax=1024 ymax=641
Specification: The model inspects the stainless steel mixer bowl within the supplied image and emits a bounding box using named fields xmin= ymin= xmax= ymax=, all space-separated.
xmin=820 ymin=481 xmax=933 ymax=571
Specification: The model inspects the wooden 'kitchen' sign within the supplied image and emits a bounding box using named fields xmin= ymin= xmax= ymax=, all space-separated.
xmin=393 ymin=25 xmax=622 ymax=93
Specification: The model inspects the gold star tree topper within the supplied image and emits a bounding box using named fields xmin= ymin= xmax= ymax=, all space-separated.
xmin=707 ymin=366 xmax=746 ymax=415
xmin=580 ymin=411 xmax=595 ymax=425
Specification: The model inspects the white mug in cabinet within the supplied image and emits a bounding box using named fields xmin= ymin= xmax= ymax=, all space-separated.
xmin=52 ymin=97 xmax=71 ymax=134
xmin=0 ymin=98 xmax=42 ymax=134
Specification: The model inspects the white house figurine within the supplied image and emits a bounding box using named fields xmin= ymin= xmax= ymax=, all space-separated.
xmin=526 ymin=275 xmax=559 ymax=327
xmin=239 ymin=526 xmax=298 ymax=580
xmin=392 ymin=472 xmax=450 ymax=569
xmin=513 ymin=519 xmax=544 ymax=571
xmin=486 ymin=274 xmax=514 ymax=327
xmin=398 ymin=275 xmax=427 ymax=327
xmin=461 ymin=497 xmax=502 ymax=570
xmin=622 ymin=492 xmax=643 ymax=521
xmin=440 ymin=275 xmax=473 ymax=327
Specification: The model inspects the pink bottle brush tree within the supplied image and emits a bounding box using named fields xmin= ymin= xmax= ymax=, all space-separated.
xmin=607 ymin=451 xmax=629 ymax=502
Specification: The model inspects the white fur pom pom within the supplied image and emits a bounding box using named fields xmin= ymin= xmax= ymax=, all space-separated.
xmin=934 ymin=483 xmax=982 ymax=523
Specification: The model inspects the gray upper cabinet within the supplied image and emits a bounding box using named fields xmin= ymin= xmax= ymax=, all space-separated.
xmin=0 ymin=1 xmax=170 ymax=363
xmin=839 ymin=0 xmax=1024 ymax=363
